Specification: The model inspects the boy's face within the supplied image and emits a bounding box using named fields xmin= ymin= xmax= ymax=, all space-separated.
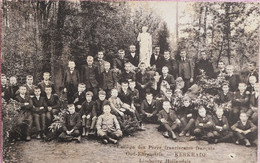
xmin=19 ymin=87 xmax=27 ymax=95
xmin=129 ymin=82 xmax=135 ymax=89
xmin=249 ymin=77 xmax=256 ymax=85
xmin=183 ymin=100 xmax=190 ymax=107
xmin=68 ymin=105 xmax=76 ymax=114
xmin=87 ymin=57 xmax=94 ymax=65
xmin=68 ymin=62 xmax=75 ymax=69
xmin=111 ymin=90 xmax=118 ymax=97
xmin=103 ymin=106 xmax=111 ymax=114
xmin=97 ymin=52 xmax=104 ymax=59
xmin=86 ymin=95 xmax=92 ymax=102
xmin=162 ymin=67 xmax=168 ymax=74
xmin=248 ymin=63 xmax=255 ymax=72
xmin=180 ymin=51 xmax=186 ymax=58
xmin=146 ymin=94 xmax=153 ymax=101
xmin=34 ymin=89 xmax=41 ymax=96
xmin=201 ymin=52 xmax=207 ymax=60
xmin=45 ymin=88 xmax=52 ymax=95
xmin=1 ymin=76 xmax=7 ymax=84
xmin=10 ymin=77 xmax=17 ymax=85
xmin=129 ymin=46 xmax=136 ymax=53
xmin=222 ymin=85 xmax=229 ymax=92
xmin=125 ymin=64 xmax=131 ymax=72
xmin=142 ymin=26 xmax=148 ymax=32
xmin=121 ymin=83 xmax=128 ymax=90
xmin=78 ymin=85 xmax=86 ymax=92
xmin=104 ymin=63 xmax=110 ymax=71
xmin=198 ymin=108 xmax=206 ymax=118
xmin=43 ymin=73 xmax=50 ymax=81
xmin=99 ymin=94 xmax=106 ymax=101
xmin=240 ymin=113 xmax=248 ymax=123
xmin=216 ymin=109 xmax=224 ymax=118
xmin=218 ymin=62 xmax=225 ymax=70
xmin=155 ymin=47 xmax=160 ymax=54
xmin=163 ymin=102 xmax=171 ymax=110
xmin=26 ymin=77 xmax=33 ymax=85
xmin=140 ymin=64 xmax=146 ymax=71
xmin=118 ymin=51 xmax=125 ymax=58
xmin=166 ymin=92 xmax=172 ymax=97
xmin=226 ymin=67 xmax=233 ymax=74
xmin=238 ymin=83 xmax=246 ymax=93
xmin=164 ymin=52 xmax=170 ymax=60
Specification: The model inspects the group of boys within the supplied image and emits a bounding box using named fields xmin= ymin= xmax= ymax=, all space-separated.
xmin=1 ymin=45 xmax=258 ymax=146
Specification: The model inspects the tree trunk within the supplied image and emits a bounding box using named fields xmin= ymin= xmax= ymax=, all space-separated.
xmin=225 ymin=3 xmax=231 ymax=64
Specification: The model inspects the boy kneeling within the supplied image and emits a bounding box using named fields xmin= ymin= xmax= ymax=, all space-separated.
xmin=58 ymin=104 xmax=81 ymax=142
xmin=96 ymin=105 xmax=122 ymax=144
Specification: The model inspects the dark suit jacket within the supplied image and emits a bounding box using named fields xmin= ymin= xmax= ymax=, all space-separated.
xmin=249 ymin=92 xmax=258 ymax=107
xmin=81 ymin=101 xmax=96 ymax=117
xmin=73 ymin=91 xmax=86 ymax=107
xmin=232 ymin=92 xmax=249 ymax=107
xmin=45 ymin=94 xmax=60 ymax=110
xmin=136 ymin=71 xmax=151 ymax=89
xmin=194 ymin=59 xmax=214 ymax=79
xmin=95 ymin=99 xmax=110 ymax=117
xmin=81 ymin=65 xmax=98 ymax=88
xmin=102 ymin=70 xmax=116 ymax=90
xmin=218 ymin=91 xmax=233 ymax=103
xmin=231 ymin=120 xmax=257 ymax=132
xmin=140 ymin=99 xmax=159 ymax=115
xmin=225 ymin=74 xmax=240 ymax=92
xmin=113 ymin=57 xmax=128 ymax=72
xmin=32 ymin=96 xmax=47 ymax=113
xmin=162 ymin=58 xmax=178 ymax=78
xmin=2 ymin=84 xmax=10 ymax=101
xmin=7 ymin=85 xmax=19 ymax=99
xmin=38 ymin=80 xmax=56 ymax=96
xmin=195 ymin=115 xmax=214 ymax=130
xmin=24 ymin=84 xmax=37 ymax=97
xmin=118 ymin=89 xmax=132 ymax=105
xmin=126 ymin=52 xmax=139 ymax=67
xmin=158 ymin=74 xmax=175 ymax=90
xmin=178 ymin=59 xmax=194 ymax=80
xmin=120 ymin=71 xmax=136 ymax=83
xmin=157 ymin=109 xmax=178 ymax=124
xmin=15 ymin=94 xmax=33 ymax=112
xmin=150 ymin=53 xmax=163 ymax=71
xmin=63 ymin=68 xmax=80 ymax=89
xmin=212 ymin=115 xmax=229 ymax=131
xmin=63 ymin=112 xmax=81 ymax=131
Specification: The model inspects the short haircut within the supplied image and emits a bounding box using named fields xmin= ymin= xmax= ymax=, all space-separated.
xmin=111 ymin=88 xmax=118 ymax=93
xmin=86 ymin=91 xmax=93 ymax=96
xmin=248 ymin=61 xmax=256 ymax=66
xmin=78 ymin=83 xmax=86 ymax=87
xmin=125 ymin=62 xmax=131 ymax=66
xmin=128 ymin=79 xmax=135 ymax=84
xmin=146 ymin=92 xmax=153 ymax=96
xmin=183 ymin=95 xmax=190 ymax=101
xmin=121 ymin=81 xmax=128 ymax=85
xmin=67 ymin=104 xmax=75 ymax=108
xmin=26 ymin=75 xmax=33 ymax=79
xmin=162 ymin=66 xmax=169 ymax=70
xmin=103 ymin=104 xmax=111 ymax=110
xmin=240 ymin=112 xmax=248 ymax=117
xmin=226 ymin=65 xmax=234 ymax=69
xmin=1 ymin=74 xmax=6 ymax=77
xmin=43 ymin=72 xmax=50 ymax=75
xmin=164 ymin=50 xmax=170 ymax=53
xmin=104 ymin=61 xmax=110 ymax=66
xmin=19 ymin=85 xmax=26 ymax=89
xmin=166 ymin=88 xmax=172 ymax=93
xmin=87 ymin=56 xmax=93 ymax=60
xmin=249 ymin=75 xmax=257 ymax=81
xmin=238 ymin=82 xmax=247 ymax=86
xmin=34 ymin=87 xmax=41 ymax=91
xmin=138 ymin=62 xmax=146 ymax=68
xmin=129 ymin=45 xmax=135 ymax=48
xmin=118 ymin=49 xmax=125 ymax=53
xmin=163 ymin=100 xmax=170 ymax=105
xmin=98 ymin=90 xmax=106 ymax=95
xmin=222 ymin=82 xmax=229 ymax=87
xmin=10 ymin=76 xmax=17 ymax=79
xmin=45 ymin=86 xmax=52 ymax=89
xmin=198 ymin=106 xmax=206 ymax=111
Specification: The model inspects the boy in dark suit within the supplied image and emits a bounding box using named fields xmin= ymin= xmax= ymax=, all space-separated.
xmin=38 ymin=72 xmax=55 ymax=97
xmin=162 ymin=50 xmax=178 ymax=78
xmin=120 ymin=62 xmax=136 ymax=83
xmin=158 ymin=101 xmax=181 ymax=140
xmin=32 ymin=87 xmax=47 ymax=139
xmin=24 ymin=75 xmax=37 ymax=98
xmin=245 ymin=61 xmax=258 ymax=83
xmin=81 ymin=91 xmax=97 ymax=136
xmin=15 ymin=86 xmax=33 ymax=141
xmin=8 ymin=76 xmax=19 ymax=100
xmin=193 ymin=106 xmax=215 ymax=143
xmin=126 ymin=45 xmax=139 ymax=68
xmin=231 ymin=112 xmax=257 ymax=146
xmin=140 ymin=93 xmax=159 ymax=123
xmin=225 ymin=65 xmax=241 ymax=92
xmin=72 ymin=83 xmax=86 ymax=112
xmin=96 ymin=105 xmax=123 ymax=144
xmin=214 ymin=60 xmax=226 ymax=78
xmin=212 ymin=108 xmax=233 ymax=143
xmin=58 ymin=104 xmax=81 ymax=142
xmin=150 ymin=46 xmax=163 ymax=72
xmin=158 ymin=66 xmax=175 ymax=91
xmin=63 ymin=61 xmax=80 ymax=103
xmin=113 ymin=49 xmax=128 ymax=72
xmin=1 ymin=74 xmax=10 ymax=102
xmin=194 ymin=51 xmax=214 ymax=79
xmin=178 ymin=50 xmax=194 ymax=93
xmin=247 ymin=83 xmax=258 ymax=125
xmin=95 ymin=90 xmax=110 ymax=118
xmin=101 ymin=61 xmax=117 ymax=95
xmin=94 ymin=51 xmax=106 ymax=76
xmin=45 ymin=86 xmax=60 ymax=126
xmin=81 ymin=56 xmax=99 ymax=98
xmin=230 ymin=83 xmax=249 ymax=125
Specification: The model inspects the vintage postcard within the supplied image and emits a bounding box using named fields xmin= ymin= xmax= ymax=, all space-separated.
xmin=1 ymin=1 xmax=259 ymax=162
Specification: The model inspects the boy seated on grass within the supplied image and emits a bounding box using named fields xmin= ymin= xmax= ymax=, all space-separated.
xmin=231 ymin=112 xmax=257 ymax=147
xmin=157 ymin=101 xmax=181 ymax=140
xmin=96 ymin=105 xmax=123 ymax=144
xmin=212 ymin=107 xmax=233 ymax=143
xmin=58 ymin=104 xmax=81 ymax=142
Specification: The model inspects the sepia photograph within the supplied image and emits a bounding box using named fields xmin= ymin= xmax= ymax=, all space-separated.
xmin=1 ymin=1 xmax=259 ymax=162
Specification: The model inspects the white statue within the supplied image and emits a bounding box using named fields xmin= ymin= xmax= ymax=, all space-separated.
xmin=137 ymin=26 xmax=152 ymax=67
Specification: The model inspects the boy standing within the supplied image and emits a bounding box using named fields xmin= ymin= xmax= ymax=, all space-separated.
xmin=32 ymin=87 xmax=47 ymax=139
xmin=58 ymin=104 xmax=81 ymax=142
xmin=101 ymin=62 xmax=117 ymax=95
xmin=95 ymin=90 xmax=110 ymax=118
xmin=45 ymin=86 xmax=60 ymax=125
xmin=140 ymin=93 xmax=159 ymax=123
xmin=24 ymin=75 xmax=37 ymax=98
xmin=96 ymin=105 xmax=123 ymax=144
xmin=225 ymin=65 xmax=241 ymax=92
xmin=161 ymin=50 xmax=178 ymax=78
xmin=63 ymin=61 xmax=80 ymax=103
xmin=38 ymin=72 xmax=55 ymax=97
xmin=150 ymin=46 xmax=163 ymax=72
xmin=8 ymin=76 xmax=19 ymax=100
xmin=72 ymin=83 xmax=86 ymax=112
xmin=1 ymin=74 xmax=10 ymax=102
xmin=158 ymin=66 xmax=175 ymax=91
xmin=126 ymin=45 xmax=139 ymax=68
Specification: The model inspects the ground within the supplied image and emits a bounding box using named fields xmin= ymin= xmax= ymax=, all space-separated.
xmin=4 ymin=124 xmax=257 ymax=163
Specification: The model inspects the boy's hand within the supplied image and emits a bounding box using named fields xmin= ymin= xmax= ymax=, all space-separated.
xmin=190 ymin=78 xmax=193 ymax=83
xmin=74 ymin=98 xmax=79 ymax=103
xmin=176 ymin=119 xmax=181 ymax=124
xmin=244 ymin=130 xmax=251 ymax=135
xmin=86 ymin=115 xmax=91 ymax=119
xmin=199 ymin=123 xmax=204 ymax=127
xmin=24 ymin=102 xmax=29 ymax=106
xmin=82 ymin=115 xmax=87 ymax=118
xmin=92 ymin=116 xmax=97 ymax=120
xmin=66 ymin=130 xmax=71 ymax=135
xmin=160 ymin=119 xmax=167 ymax=123
xmin=64 ymin=88 xmax=67 ymax=92
xmin=187 ymin=114 xmax=192 ymax=118
xmin=40 ymin=107 xmax=44 ymax=110
xmin=48 ymin=107 xmax=52 ymax=111
xmin=119 ymin=111 xmax=124 ymax=117
xmin=147 ymin=113 xmax=152 ymax=117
